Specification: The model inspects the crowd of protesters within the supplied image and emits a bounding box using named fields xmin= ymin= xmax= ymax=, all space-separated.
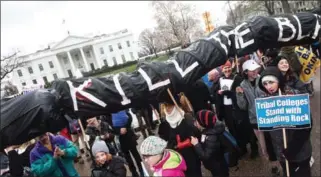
xmin=0 ymin=43 xmax=319 ymax=177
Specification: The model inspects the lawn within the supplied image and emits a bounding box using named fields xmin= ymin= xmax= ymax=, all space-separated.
xmin=93 ymin=55 xmax=170 ymax=77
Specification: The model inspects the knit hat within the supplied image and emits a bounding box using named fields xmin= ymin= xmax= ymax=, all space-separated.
xmin=196 ymin=110 xmax=217 ymax=128
xmin=92 ymin=140 xmax=109 ymax=156
xmin=140 ymin=136 xmax=167 ymax=156
xmin=261 ymin=75 xmax=279 ymax=84
xmin=258 ymin=66 xmax=285 ymax=93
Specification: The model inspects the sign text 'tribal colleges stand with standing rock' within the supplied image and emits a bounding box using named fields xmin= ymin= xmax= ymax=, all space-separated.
xmin=255 ymin=93 xmax=311 ymax=177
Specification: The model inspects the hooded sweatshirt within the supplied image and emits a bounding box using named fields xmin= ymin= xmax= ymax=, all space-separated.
xmin=258 ymin=67 xmax=312 ymax=163
xmin=236 ymin=76 xmax=265 ymax=124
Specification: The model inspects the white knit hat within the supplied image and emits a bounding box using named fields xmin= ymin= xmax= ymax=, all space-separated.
xmin=140 ymin=136 xmax=167 ymax=156
xmin=92 ymin=140 xmax=109 ymax=156
xmin=261 ymin=75 xmax=279 ymax=84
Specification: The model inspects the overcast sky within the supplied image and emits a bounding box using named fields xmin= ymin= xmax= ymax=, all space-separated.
xmin=1 ymin=1 xmax=229 ymax=56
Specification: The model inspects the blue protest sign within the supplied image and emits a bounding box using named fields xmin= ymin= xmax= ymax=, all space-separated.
xmin=255 ymin=94 xmax=311 ymax=131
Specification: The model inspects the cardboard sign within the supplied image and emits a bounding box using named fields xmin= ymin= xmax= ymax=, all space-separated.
xmin=255 ymin=94 xmax=311 ymax=131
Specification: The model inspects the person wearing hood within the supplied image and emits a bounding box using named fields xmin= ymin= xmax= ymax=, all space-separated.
xmin=91 ymin=139 xmax=126 ymax=177
xmin=140 ymin=136 xmax=187 ymax=177
xmin=191 ymin=110 xmax=229 ymax=177
xmin=258 ymin=67 xmax=313 ymax=177
xmin=160 ymin=93 xmax=202 ymax=177
xmin=269 ymin=55 xmax=307 ymax=93
xmin=236 ymin=60 xmax=280 ymax=176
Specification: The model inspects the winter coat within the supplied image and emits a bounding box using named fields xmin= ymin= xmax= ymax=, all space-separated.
xmin=111 ymin=111 xmax=129 ymax=128
xmin=193 ymin=120 xmax=227 ymax=171
xmin=152 ymin=149 xmax=187 ymax=177
xmin=7 ymin=144 xmax=35 ymax=176
xmin=30 ymin=135 xmax=79 ymax=177
xmin=284 ymin=73 xmax=308 ymax=93
xmin=92 ymin=156 xmax=127 ymax=177
xmin=86 ymin=121 xmax=114 ymax=146
xmin=258 ymin=67 xmax=312 ymax=163
xmin=112 ymin=112 xmax=137 ymax=152
xmin=166 ymin=113 xmax=202 ymax=177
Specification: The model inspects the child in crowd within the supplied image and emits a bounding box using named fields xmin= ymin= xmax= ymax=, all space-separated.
xmin=91 ymin=140 xmax=126 ymax=177
xmin=140 ymin=136 xmax=187 ymax=177
xmin=191 ymin=110 xmax=229 ymax=177
xmin=258 ymin=67 xmax=312 ymax=177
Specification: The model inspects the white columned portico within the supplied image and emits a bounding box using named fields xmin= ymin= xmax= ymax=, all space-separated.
xmin=92 ymin=47 xmax=102 ymax=69
xmin=80 ymin=48 xmax=90 ymax=72
xmin=54 ymin=55 xmax=65 ymax=78
xmin=67 ymin=51 xmax=77 ymax=77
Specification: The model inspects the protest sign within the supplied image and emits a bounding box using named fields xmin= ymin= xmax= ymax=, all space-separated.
xmin=255 ymin=94 xmax=311 ymax=131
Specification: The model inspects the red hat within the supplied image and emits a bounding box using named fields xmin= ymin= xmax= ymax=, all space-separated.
xmin=196 ymin=110 xmax=217 ymax=128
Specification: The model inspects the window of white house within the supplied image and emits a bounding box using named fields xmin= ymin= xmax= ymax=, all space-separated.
xmin=86 ymin=51 xmax=91 ymax=58
xmin=28 ymin=67 xmax=33 ymax=74
xmin=63 ymin=57 xmax=68 ymax=64
xmin=112 ymin=57 xmax=117 ymax=65
xmin=43 ymin=76 xmax=48 ymax=84
xmin=121 ymin=55 xmax=126 ymax=63
xmin=103 ymin=59 xmax=108 ymax=66
xmin=17 ymin=70 xmax=23 ymax=77
xmin=49 ymin=61 xmax=54 ymax=68
xmin=38 ymin=64 xmax=44 ymax=71
xmin=75 ymin=54 xmax=80 ymax=61
xmin=109 ymin=45 xmax=113 ymax=52
xmin=126 ymin=41 xmax=131 ymax=47
xmin=32 ymin=79 xmax=37 ymax=84
xmin=53 ymin=73 xmax=58 ymax=80
xmin=130 ymin=52 xmax=135 ymax=60
xmin=100 ymin=47 xmax=104 ymax=54
xmin=22 ymin=82 xmax=26 ymax=86
xmin=118 ymin=43 xmax=122 ymax=50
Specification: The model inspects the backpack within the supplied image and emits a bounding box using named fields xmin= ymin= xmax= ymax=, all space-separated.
xmin=218 ymin=130 xmax=241 ymax=168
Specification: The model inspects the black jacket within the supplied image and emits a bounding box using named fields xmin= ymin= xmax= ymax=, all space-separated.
xmin=86 ymin=121 xmax=114 ymax=146
xmin=194 ymin=121 xmax=226 ymax=170
xmin=93 ymin=156 xmax=127 ymax=177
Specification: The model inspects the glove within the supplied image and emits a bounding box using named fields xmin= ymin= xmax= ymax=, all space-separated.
xmin=175 ymin=135 xmax=192 ymax=150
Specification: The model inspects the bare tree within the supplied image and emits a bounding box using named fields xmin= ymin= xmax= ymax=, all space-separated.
xmin=154 ymin=25 xmax=179 ymax=54
xmin=1 ymin=50 xmax=25 ymax=81
xmin=4 ymin=81 xmax=19 ymax=97
xmin=227 ymin=0 xmax=237 ymax=27
xmin=263 ymin=0 xmax=275 ymax=15
xmin=151 ymin=1 xmax=201 ymax=46
xmin=138 ymin=29 xmax=158 ymax=58
xmin=281 ymin=0 xmax=292 ymax=14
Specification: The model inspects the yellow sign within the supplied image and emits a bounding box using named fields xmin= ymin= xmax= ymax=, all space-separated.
xmin=295 ymin=46 xmax=320 ymax=83
xmin=202 ymin=11 xmax=214 ymax=33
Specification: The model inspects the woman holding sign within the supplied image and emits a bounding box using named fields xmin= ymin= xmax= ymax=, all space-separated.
xmin=258 ymin=67 xmax=312 ymax=177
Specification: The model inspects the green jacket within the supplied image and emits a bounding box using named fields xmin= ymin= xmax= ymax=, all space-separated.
xmin=29 ymin=135 xmax=79 ymax=177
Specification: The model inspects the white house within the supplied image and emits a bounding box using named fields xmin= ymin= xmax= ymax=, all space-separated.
xmin=10 ymin=29 xmax=139 ymax=93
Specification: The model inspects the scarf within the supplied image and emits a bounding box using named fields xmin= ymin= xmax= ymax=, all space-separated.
xmin=164 ymin=106 xmax=184 ymax=128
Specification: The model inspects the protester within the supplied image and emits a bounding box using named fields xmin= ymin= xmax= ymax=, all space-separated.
xmin=270 ymin=55 xmax=307 ymax=93
xmin=68 ymin=119 xmax=87 ymax=164
xmin=111 ymin=110 xmax=144 ymax=177
xmin=86 ymin=117 xmax=117 ymax=155
xmin=258 ymin=67 xmax=313 ymax=177
xmin=29 ymin=132 xmax=79 ymax=177
xmin=236 ymin=60 xmax=280 ymax=175
xmin=140 ymin=136 xmax=187 ymax=177
xmin=91 ymin=139 xmax=126 ymax=177
xmin=191 ymin=110 xmax=229 ymax=177
xmin=160 ymin=94 xmax=202 ymax=177
xmin=214 ymin=60 xmax=258 ymax=158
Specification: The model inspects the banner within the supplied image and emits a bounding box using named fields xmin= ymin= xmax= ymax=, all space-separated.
xmin=1 ymin=11 xmax=320 ymax=149
xmin=255 ymin=94 xmax=311 ymax=130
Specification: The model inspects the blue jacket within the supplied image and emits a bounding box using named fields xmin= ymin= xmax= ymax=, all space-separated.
xmin=112 ymin=110 xmax=129 ymax=127
xmin=29 ymin=135 xmax=79 ymax=177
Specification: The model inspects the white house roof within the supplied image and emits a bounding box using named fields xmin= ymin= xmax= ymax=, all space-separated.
xmin=51 ymin=35 xmax=92 ymax=50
